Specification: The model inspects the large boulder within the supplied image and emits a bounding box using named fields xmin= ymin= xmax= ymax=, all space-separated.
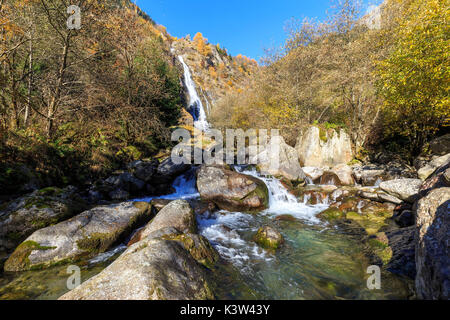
xmin=253 ymin=226 xmax=284 ymax=250
xmin=256 ymin=136 xmax=306 ymax=181
xmin=415 ymin=188 xmax=450 ymax=300
xmin=59 ymin=238 xmax=214 ymax=300
xmin=330 ymin=164 xmax=354 ymax=186
xmin=3 ymin=202 xmax=151 ymax=272
xmin=418 ymin=153 xmax=450 ymax=181
xmin=295 ymin=126 xmax=353 ymax=167
xmin=136 ymin=200 xmax=197 ymax=242
xmin=420 ymin=160 xmax=450 ymax=195
xmin=152 ymin=158 xmax=191 ymax=184
xmin=352 ymin=165 xmax=386 ymax=186
xmin=127 ymin=160 xmax=159 ymax=183
xmin=197 ymin=166 xmax=269 ymax=212
xmin=302 ymin=167 xmax=324 ymax=182
xmin=0 ymin=186 xmax=88 ymax=254
xmin=429 ymin=134 xmax=450 ymax=155
xmin=379 ymin=179 xmax=422 ymax=203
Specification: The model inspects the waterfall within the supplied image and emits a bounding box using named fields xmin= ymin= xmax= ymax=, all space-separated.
xmin=236 ymin=167 xmax=327 ymax=223
xmin=178 ymin=55 xmax=210 ymax=131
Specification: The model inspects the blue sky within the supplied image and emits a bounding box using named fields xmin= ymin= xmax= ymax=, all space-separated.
xmin=138 ymin=0 xmax=381 ymax=61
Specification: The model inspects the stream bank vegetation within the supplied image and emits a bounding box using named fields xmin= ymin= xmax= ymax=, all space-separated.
xmin=210 ymin=0 xmax=449 ymax=160
xmin=0 ymin=0 xmax=182 ymax=194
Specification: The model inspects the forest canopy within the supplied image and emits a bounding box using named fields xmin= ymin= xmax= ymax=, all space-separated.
xmin=210 ymin=0 xmax=449 ymax=158
xmin=0 ymin=0 xmax=182 ymax=192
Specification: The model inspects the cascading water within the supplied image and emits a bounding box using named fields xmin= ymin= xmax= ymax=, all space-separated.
xmin=178 ymin=55 xmax=210 ymax=132
xmin=235 ymin=167 xmax=327 ymax=223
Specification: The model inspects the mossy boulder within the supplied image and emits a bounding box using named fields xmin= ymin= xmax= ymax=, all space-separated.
xmin=4 ymin=202 xmax=151 ymax=271
xmin=137 ymin=200 xmax=197 ymax=243
xmin=59 ymin=238 xmax=215 ymax=300
xmin=163 ymin=233 xmax=219 ymax=269
xmin=0 ymin=186 xmax=88 ymax=254
xmin=253 ymin=226 xmax=284 ymax=250
xmin=317 ymin=208 xmax=345 ymax=222
xmin=197 ymin=166 xmax=269 ymax=213
xmin=345 ymin=210 xmax=393 ymax=236
xmin=367 ymin=233 xmax=393 ymax=265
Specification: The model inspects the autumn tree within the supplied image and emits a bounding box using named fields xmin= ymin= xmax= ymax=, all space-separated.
xmin=193 ymin=32 xmax=212 ymax=56
xmin=376 ymin=0 xmax=449 ymax=155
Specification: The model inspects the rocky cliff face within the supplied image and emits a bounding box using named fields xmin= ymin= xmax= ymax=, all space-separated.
xmin=415 ymin=187 xmax=450 ymax=300
xmin=171 ymin=37 xmax=257 ymax=118
xmin=295 ymin=126 xmax=353 ymax=167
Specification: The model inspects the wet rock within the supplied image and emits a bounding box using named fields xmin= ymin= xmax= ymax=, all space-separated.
xmin=415 ymin=187 xmax=450 ymax=300
xmin=295 ymin=126 xmax=353 ymax=167
xmin=108 ymin=188 xmax=129 ymax=201
xmin=418 ymin=153 xmax=450 ymax=181
xmin=317 ymin=208 xmax=345 ymax=222
xmin=296 ymin=185 xmax=336 ymax=205
xmin=319 ymin=171 xmax=342 ymax=186
xmin=197 ymin=166 xmax=269 ymax=212
xmin=253 ymin=226 xmax=284 ymax=250
xmin=345 ymin=206 xmax=394 ymax=236
xmin=188 ymin=200 xmax=217 ymax=216
xmin=0 ymin=186 xmax=88 ymax=254
xmin=379 ymin=179 xmax=422 ymax=203
xmin=163 ymin=233 xmax=219 ymax=269
xmin=274 ymin=214 xmax=297 ymax=222
xmin=59 ymin=238 xmax=214 ymax=300
xmin=150 ymin=199 xmax=173 ymax=212
xmin=137 ymin=200 xmax=197 ymax=242
xmin=4 ymin=202 xmax=151 ymax=272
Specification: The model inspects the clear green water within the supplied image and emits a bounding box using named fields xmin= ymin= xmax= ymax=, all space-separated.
xmin=0 ymin=212 xmax=412 ymax=300
xmin=200 ymin=212 xmax=412 ymax=300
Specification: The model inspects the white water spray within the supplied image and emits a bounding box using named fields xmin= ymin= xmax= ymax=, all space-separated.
xmin=178 ymin=55 xmax=210 ymax=132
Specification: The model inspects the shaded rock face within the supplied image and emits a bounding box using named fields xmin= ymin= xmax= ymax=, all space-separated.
xmin=415 ymin=188 xmax=450 ymax=300
xmin=418 ymin=153 xmax=450 ymax=181
xmin=137 ymin=200 xmax=197 ymax=242
xmin=59 ymin=238 xmax=214 ymax=300
xmin=319 ymin=172 xmax=342 ymax=186
xmin=253 ymin=226 xmax=284 ymax=250
xmin=0 ymin=186 xmax=88 ymax=254
xmin=295 ymin=126 xmax=353 ymax=167
xmin=153 ymin=158 xmax=191 ymax=184
xmin=419 ymin=160 xmax=450 ymax=195
xmin=127 ymin=160 xmax=159 ymax=183
xmin=429 ymin=134 xmax=450 ymax=156
xmin=4 ymin=202 xmax=151 ymax=271
xmin=197 ymin=166 xmax=269 ymax=212
xmin=256 ymin=136 xmax=306 ymax=181
xmin=384 ymin=227 xmax=416 ymax=279
xmin=379 ymin=179 xmax=422 ymax=203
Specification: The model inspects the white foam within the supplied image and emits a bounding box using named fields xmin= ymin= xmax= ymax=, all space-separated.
xmin=178 ymin=55 xmax=210 ymax=132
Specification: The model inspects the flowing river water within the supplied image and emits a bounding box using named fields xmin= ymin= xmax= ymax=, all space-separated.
xmin=0 ymin=56 xmax=412 ymax=300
